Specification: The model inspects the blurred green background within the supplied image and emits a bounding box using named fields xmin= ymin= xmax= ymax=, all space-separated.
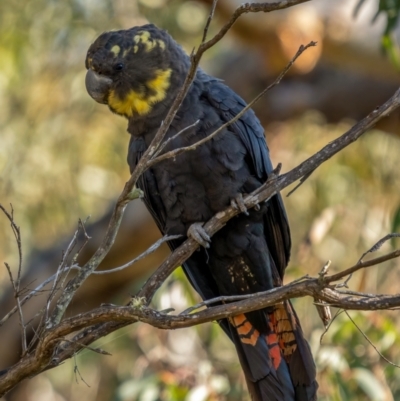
xmin=1 ymin=0 xmax=400 ymax=400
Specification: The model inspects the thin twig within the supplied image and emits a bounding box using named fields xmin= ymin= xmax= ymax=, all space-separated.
xmin=327 ymin=249 xmax=400 ymax=284
xmin=4 ymin=262 xmax=27 ymax=354
xmin=180 ymin=293 xmax=261 ymax=315
xmin=45 ymin=222 xmax=83 ymax=321
xmin=344 ymin=311 xmax=400 ymax=368
xmin=3 ymin=205 xmax=24 ymax=296
xmin=41 ymin=221 xmax=90 ymax=343
xmin=61 ymin=338 xmax=112 ymax=356
xmin=0 ymin=205 xmax=27 ymax=354
xmin=46 ymin=205 xmax=127 ymax=328
xmin=73 ymin=357 xmax=90 ymax=387
xmin=0 ymin=265 xmax=80 ymax=327
xmin=181 ymin=270 xmax=308 ymax=318
xmin=287 ymin=170 xmax=313 ymax=196
xmin=358 ymin=233 xmax=400 ymax=264
xmin=201 ymin=0 xmax=218 ymax=43
xmin=340 ymin=233 xmax=400 ymax=288
xmin=152 ymin=120 xmax=200 ymax=158
xmin=60 ymin=218 xmax=91 ymax=289
xmin=320 ymin=309 xmax=345 ymax=344
xmin=93 ymin=235 xmax=181 ymax=275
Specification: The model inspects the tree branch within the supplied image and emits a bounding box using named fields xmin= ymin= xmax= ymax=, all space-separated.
xmin=2 ymin=241 xmax=400 ymax=396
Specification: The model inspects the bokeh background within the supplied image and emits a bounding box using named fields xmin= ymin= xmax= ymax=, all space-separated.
xmin=1 ymin=0 xmax=400 ymax=400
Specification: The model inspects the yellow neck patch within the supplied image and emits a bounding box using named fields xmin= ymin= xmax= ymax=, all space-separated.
xmin=108 ymin=68 xmax=172 ymax=117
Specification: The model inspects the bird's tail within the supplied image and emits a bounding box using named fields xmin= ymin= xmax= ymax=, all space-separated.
xmin=229 ymin=301 xmax=318 ymax=401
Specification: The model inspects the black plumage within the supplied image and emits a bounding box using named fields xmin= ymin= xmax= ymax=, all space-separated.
xmin=85 ymin=24 xmax=318 ymax=400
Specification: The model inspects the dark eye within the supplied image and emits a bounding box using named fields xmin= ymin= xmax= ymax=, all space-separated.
xmin=114 ymin=63 xmax=124 ymax=71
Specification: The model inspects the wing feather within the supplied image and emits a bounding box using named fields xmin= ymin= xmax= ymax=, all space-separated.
xmin=204 ymin=78 xmax=291 ymax=277
xmin=127 ymin=136 xmax=233 ymax=338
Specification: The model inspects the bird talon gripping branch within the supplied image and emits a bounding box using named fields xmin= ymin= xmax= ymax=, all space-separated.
xmin=231 ymin=193 xmax=249 ymax=216
xmin=187 ymin=222 xmax=210 ymax=248
xmin=85 ymin=24 xmax=317 ymax=400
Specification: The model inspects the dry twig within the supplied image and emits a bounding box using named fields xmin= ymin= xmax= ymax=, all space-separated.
xmin=0 ymin=205 xmax=27 ymax=353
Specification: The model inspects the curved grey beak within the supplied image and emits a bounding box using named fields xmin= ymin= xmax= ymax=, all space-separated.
xmin=85 ymin=69 xmax=113 ymax=104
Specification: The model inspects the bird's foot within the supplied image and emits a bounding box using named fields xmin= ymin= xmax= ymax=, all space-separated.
xmin=187 ymin=222 xmax=210 ymax=248
xmin=231 ymin=193 xmax=261 ymax=214
xmin=231 ymin=193 xmax=248 ymax=215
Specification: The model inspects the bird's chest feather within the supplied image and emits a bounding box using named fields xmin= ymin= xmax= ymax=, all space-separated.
xmin=128 ymin=106 xmax=257 ymax=235
xmin=155 ymin=127 xmax=252 ymax=224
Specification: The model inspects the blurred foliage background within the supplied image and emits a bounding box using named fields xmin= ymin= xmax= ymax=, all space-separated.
xmin=1 ymin=0 xmax=400 ymax=400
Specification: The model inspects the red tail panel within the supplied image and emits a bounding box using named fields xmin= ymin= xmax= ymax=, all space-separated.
xmin=229 ymin=302 xmax=318 ymax=401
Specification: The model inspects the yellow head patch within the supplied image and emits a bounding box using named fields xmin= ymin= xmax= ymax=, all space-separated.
xmin=133 ymin=30 xmax=166 ymax=53
xmin=108 ymin=68 xmax=172 ymax=117
xmin=111 ymin=45 xmax=121 ymax=56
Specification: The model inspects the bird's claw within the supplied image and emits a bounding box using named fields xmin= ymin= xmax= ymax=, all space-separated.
xmin=188 ymin=222 xmax=210 ymax=248
xmin=231 ymin=193 xmax=249 ymax=216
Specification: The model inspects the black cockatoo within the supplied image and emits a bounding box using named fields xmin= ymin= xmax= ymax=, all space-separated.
xmin=85 ymin=24 xmax=318 ymax=400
